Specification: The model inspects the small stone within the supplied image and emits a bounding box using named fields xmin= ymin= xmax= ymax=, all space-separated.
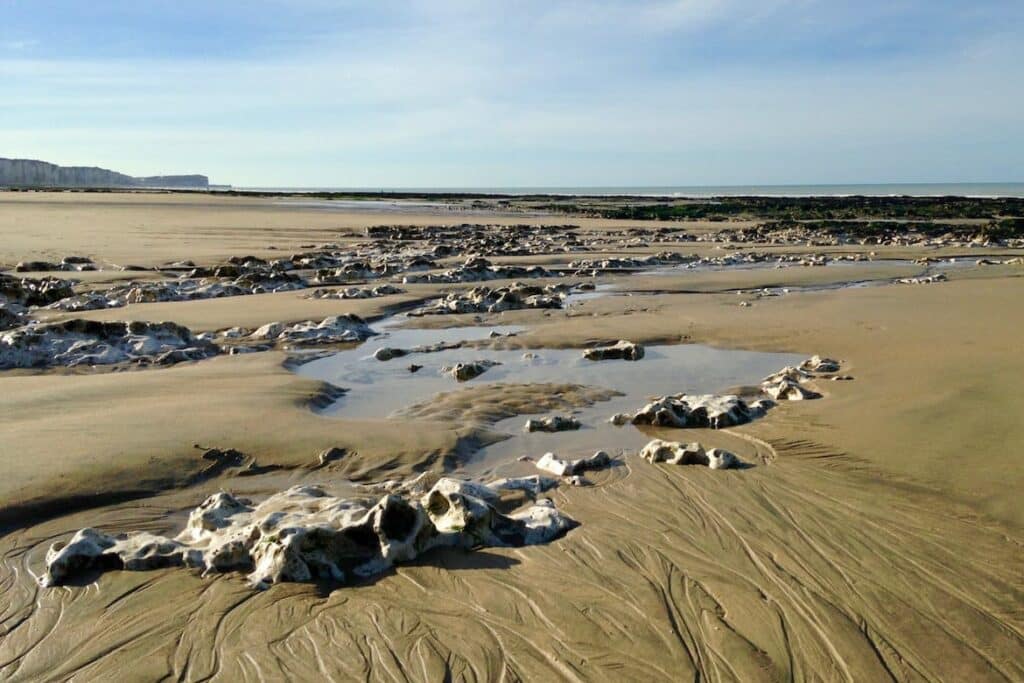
xmin=318 ymin=447 xmax=346 ymax=466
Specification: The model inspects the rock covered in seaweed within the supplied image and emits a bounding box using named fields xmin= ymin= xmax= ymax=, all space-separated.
xmin=897 ymin=273 xmax=947 ymax=285
xmin=44 ymin=270 xmax=307 ymax=312
xmin=306 ymin=284 xmax=404 ymax=300
xmin=582 ymin=340 xmax=645 ymax=361
xmin=524 ymin=415 xmax=581 ymax=433
xmin=0 ymin=304 xmax=26 ymax=331
xmin=0 ymin=273 xmax=75 ymax=307
xmin=14 ymin=256 xmax=96 ymax=272
xmin=0 ymin=319 xmax=219 ymax=369
xmin=407 ymin=282 xmax=568 ymax=316
xmin=402 ymin=257 xmax=552 ymax=284
xmin=441 ymin=359 xmax=500 ymax=381
xmin=639 ymin=439 xmax=741 ymax=469
xmin=42 ymin=478 xmax=577 ymax=590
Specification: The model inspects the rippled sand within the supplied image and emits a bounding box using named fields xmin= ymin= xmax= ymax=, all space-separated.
xmin=1 ymin=193 xmax=1022 ymax=680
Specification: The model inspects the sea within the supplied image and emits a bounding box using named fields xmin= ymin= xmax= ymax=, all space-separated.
xmin=237 ymin=183 xmax=1024 ymax=198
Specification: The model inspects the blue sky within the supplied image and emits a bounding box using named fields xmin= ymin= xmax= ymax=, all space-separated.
xmin=1 ymin=0 xmax=1021 ymax=186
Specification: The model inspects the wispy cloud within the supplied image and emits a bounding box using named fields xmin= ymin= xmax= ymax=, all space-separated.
xmin=1 ymin=1 xmax=1021 ymax=185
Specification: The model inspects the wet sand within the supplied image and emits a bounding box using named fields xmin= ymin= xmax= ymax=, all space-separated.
xmin=1 ymin=192 xmax=1022 ymax=680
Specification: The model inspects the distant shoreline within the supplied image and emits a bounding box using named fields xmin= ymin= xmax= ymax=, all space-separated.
xmin=4 ymin=183 xmax=1024 ymax=201
xmin=233 ymin=182 xmax=1024 ymax=199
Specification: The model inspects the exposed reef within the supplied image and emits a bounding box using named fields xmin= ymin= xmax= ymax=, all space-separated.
xmin=407 ymin=282 xmax=571 ymax=316
xmin=248 ymin=315 xmax=377 ymax=346
xmin=0 ymin=319 xmax=218 ymax=369
xmin=524 ymin=415 xmax=582 ymax=433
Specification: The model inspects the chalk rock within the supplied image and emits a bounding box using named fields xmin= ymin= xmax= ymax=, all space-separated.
xmin=219 ymin=327 xmax=251 ymax=339
xmin=408 ymin=282 xmax=566 ymax=316
xmin=762 ymin=366 xmax=813 ymax=385
xmin=524 ymin=415 xmax=581 ymax=432
xmin=442 ymin=359 xmax=500 ymax=381
xmin=536 ymin=450 xmax=611 ymax=477
xmin=762 ymin=378 xmax=821 ymax=400
xmin=318 ymin=447 xmax=346 ymax=466
xmin=631 ymin=394 xmax=767 ymax=429
xmin=0 ymin=273 xmax=75 ymax=307
xmin=800 ymin=355 xmax=840 ymax=373
xmin=487 ymin=475 xmax=559 ymax=496
xmin=250 ymin=315 xmax=376 ymax=345
xmin=639 ymin=439 xmax=741 ymax=469
xmin=43 ymin=478 xmax=577 ymax=590
xmin=307 ymin=285 xmax=404 ymax=300
xmin=897 ymin=274 xmax=947 ymax=285
xmin=582 ymin=340 xmax=644 ymax=361
xmin=0 ymin=319 xmax=218 ymax=370
xmin=609 ymin=413 xmax=631 ymax=426
xmin=403 ymin=259 xmax=552 ymax=285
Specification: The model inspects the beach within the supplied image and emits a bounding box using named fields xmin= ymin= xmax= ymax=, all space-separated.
xmin=1 ymin=191 xmax=1022 ymax=680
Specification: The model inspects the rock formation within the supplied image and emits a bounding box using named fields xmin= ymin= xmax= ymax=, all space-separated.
xmin=0 ymin=319 xmax=218 ymax=369
xmin=631 ymin=394 xmax=771 ymax=429
xmin=583 ymin=340 xmax=645 ymax=361
xmin=639 ymin=439 xmax=741 ymax=469
xmin=41 ymin=478 xmax=576 ymax=589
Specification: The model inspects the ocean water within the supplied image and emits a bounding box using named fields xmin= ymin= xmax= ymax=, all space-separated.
xmin=239 ymin=182 xmax=1024 ymax=198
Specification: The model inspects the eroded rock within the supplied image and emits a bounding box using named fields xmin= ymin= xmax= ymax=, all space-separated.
xmin=800 ymin=355 xmax=840 ymax=373
xmin=897 ymin=274 xmax=947 ymax=285
xmin=42 ymin=478 xmax=576 ymax=589
xmin=631 ymin=394 xmax=770 ymax=428
xmin=408 ymin=282 xmax=570 ymax=317
xmin=0 ymin=319 xmax=219 ymax=369
xmin=1 ymin=273 xmax=75 ymax=307
xmin=583 ymin=340 xmax=644 ymax=361
xmin=536 ymin=450 xmax=611 ymax=477
xmin=639 ymin=439 xmax=741 ymax=469
xmin=402 ymin=257 xmax=553 ymax=284
xmin=441 ymin=360 xmax=500 ymax=381
xmin=306 ymin=285 xmax=404 ymax=300
xmin=763 ymin=378 xmax=821 ymax=401
xmin=249 ymin=315 xmax=376 ymax=346
xmin=524 ymin=415 xmax=581 ymax=432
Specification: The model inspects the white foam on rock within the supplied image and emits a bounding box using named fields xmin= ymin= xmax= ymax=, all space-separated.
xmin=42 ymin=478 xmax=576 ymax=590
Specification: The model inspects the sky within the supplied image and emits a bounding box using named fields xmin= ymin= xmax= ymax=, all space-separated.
xmin=1 ymin=0 xmax=1022 ymax=187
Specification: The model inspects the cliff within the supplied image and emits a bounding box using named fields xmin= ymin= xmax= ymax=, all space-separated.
xmin=0 ymin=158 xmax=209 ymax=189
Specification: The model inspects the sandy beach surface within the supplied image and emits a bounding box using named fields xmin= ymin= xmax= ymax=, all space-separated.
xmin=1 ymin=192 xmax=1022 ymax=681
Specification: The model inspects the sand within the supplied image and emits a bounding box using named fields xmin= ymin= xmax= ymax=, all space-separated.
xmin=1 ymin=192 xmax=1021 ymax=681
